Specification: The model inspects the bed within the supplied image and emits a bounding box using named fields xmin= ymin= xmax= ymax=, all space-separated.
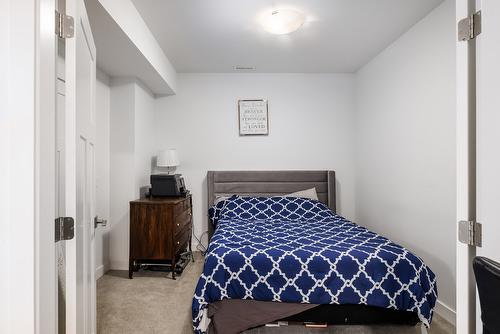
xmin=193 ymin=170 xmax=437 ymax=334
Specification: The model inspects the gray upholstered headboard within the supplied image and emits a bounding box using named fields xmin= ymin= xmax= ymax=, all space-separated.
xmin=207 ymin=170 xmax=336 ymax=237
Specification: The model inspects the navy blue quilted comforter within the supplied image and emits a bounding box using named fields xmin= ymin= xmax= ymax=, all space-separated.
xmin=192 ymin=196 xmax=437 ymax=333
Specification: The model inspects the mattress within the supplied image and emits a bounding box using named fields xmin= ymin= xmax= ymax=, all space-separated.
xmin=192 ymin=195 xmax=437 ymax=333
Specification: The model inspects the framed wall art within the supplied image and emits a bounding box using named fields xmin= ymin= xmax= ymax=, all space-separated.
xmin=238 ymin=99 xmax=269 ymax=136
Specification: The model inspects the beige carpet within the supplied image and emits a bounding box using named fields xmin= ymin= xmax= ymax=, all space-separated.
xmin=97 ymin=254 xmax=455 ymax=334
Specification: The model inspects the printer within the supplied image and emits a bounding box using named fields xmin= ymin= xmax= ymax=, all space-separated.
xmin=150 ymin=174 xmax=187 ymax=197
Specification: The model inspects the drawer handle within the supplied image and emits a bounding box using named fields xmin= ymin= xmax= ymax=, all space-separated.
xmin=177 ymin=241 xmax=180 ymax=245
xmin=176 ymin=223 xmax=180 ymax=227
xmin=188 ymin=212 xmax=192 ymax=216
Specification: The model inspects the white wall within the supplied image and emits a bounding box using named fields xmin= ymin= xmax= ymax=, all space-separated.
xmin=109 ymin=79 xmax=136 ymax=270
xmin=109 ymin=78 xmax=156 ymax=270
xmin=355 ymin=0 xmax=456 ymax=322
xmin=134 ymin=81 xmax=157 ymax=195
xmin=154 ymin=73 xmax=357 ymax=248
xmin=95 ymin=69 xmax=111 ymax=278
xmin=0 ymin=0 xmax=10 ymax=330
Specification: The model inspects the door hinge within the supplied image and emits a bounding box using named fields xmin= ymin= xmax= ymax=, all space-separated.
xmin=458 ymin=10 xmax=481 ymax=42
xmin=55 ymin=217 xmax=75 ymax=242
xmin=458 ymin=220 xmax=482 ymax=247
xmin=55 ymin=10 xmax=74 ymax=39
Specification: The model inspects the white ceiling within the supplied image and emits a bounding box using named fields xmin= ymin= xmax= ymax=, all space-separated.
xmin=132 ymin=0 xmax=444 ymax=73
xmin=86 ymin=0 xmax=176 ymax=95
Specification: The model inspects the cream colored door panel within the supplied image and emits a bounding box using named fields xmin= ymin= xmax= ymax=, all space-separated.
xmin=476 ymin=0 xmax=500 ymax=333
xmin=476 ymin=0 xmax=500 ymax=332
xmin=476 ymin=3 xmax=500 ymax=260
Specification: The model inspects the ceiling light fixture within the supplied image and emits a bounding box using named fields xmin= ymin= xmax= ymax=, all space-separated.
xmin=261 ymin=9 xmax=305 ymax=35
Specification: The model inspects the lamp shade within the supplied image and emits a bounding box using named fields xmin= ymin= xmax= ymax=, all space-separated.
xmin=157 ymin=149 xmax=179 ymax=167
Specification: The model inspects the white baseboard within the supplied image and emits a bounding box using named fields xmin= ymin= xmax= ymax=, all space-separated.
xmin=109 ymin=259 xmax=129 ymax=271
xmin=435 ymin=299 xmax=456 ymax=326
xmin=95 ymin=263 xmax=110 ymax=279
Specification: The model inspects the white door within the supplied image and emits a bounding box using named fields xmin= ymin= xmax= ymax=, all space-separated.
xmin=476 ymin=0 xmax=500 ymax=331
xmin=66 ymin=0 xmax=97 ymax=332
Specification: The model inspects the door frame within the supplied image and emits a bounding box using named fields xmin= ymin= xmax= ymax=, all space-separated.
xmin=64 ymin=0 xmax=79 ymax=331
xmin=456 ymin=0 xmax=478 ymax=333
xmin=37 ymin=0 xmax=58 ymax=332
xmin=3 ymin=0 xmax=58 ymax=332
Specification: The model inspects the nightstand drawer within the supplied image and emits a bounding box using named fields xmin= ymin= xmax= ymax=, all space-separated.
xmin=173 ymin=196 xmax=191 ymax=217
xmin=175 ymin=226 xmax=191 ymax=253
xmin=174 ymin=209 xmax=192 ymax=237
xmin=183 ymin=197 xmax=192 ymax=212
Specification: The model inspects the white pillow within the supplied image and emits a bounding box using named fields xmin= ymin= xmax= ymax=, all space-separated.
xmin=214 ymin=195 xmax=230 ymax=205
xmin=285 ymin=188 xmax=318 ymax=201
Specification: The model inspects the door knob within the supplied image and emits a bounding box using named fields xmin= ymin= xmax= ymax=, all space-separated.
xmin=94 ymin=216 xmax=107 ymax=229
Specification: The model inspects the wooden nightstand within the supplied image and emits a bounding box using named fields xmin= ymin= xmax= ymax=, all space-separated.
xmin=129 ymin=194 xmax=193 ymax=279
